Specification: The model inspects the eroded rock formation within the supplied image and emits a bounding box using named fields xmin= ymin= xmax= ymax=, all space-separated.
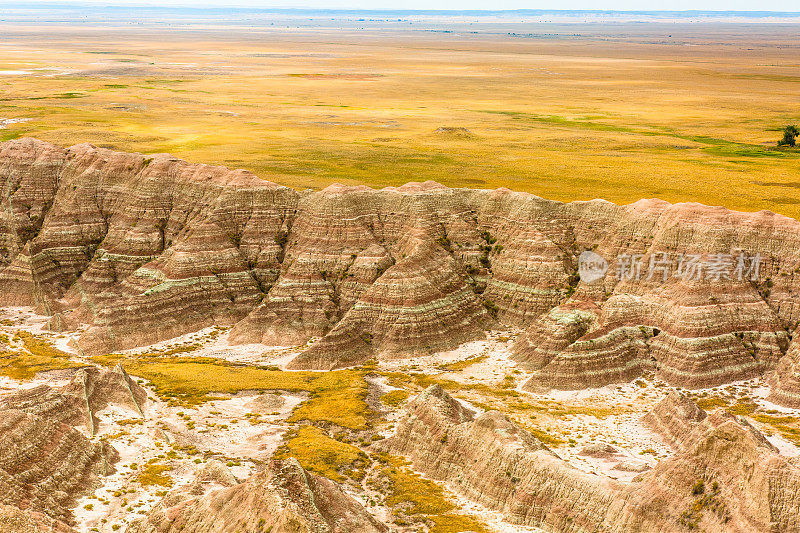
xmin=768 ymin=336 xmax=800 ymax=408
xmin=2 ymin=138 xmax=799 ymax=390
xmin=128 ymin=458 xmax=387 ymax=533
xmin=378 ymin=385 xmax=625 ymax=530
xmin=0 ymin=504 xmax=74 ymax=533
xmin=640 ymin=390 xmax=707 ymax=449
xmin=0 ymin=364 xmax=147 ymax=435
xmin=0 ymin=409 xmax=118 ymax=524
xmin=381 ymin=386 xmax=800 ymax=532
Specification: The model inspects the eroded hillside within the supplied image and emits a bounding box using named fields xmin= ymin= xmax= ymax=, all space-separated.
xmin=2 ymin=139 xmax=800 ymax=532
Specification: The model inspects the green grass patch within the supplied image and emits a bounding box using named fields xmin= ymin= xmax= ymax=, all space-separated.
xmin=476 ymin=110 xmax=644 ymax=134
xmin=0 ymin=132 xmax=22 ymax=142
xmin=701 ymin=144 xmax=786 ymax=159
xmin=478 ymin=110 xmax=799 ymax=161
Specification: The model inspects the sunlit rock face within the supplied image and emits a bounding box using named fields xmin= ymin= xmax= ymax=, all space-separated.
xmin=2 ymin=138 xmax=799 ymax=391
xmin=380 ymin=386 xmax=800 ymax=532
xmin=0 ymin=365 xmax=153 ymax=528
xmin=128 ymin=458 xmax=387 ymax=533
xmin=0 ymin=408 xmax=119 ymax=524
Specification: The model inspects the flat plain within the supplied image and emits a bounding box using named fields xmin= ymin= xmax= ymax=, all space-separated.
xmin=1 ymin=14 xmax=799 ymax=217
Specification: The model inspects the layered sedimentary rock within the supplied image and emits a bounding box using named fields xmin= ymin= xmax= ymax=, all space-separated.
xmin=287 ymin=237 xmax=490 ymax=369
xmin=512 ymin=301 xmax=600 ymax=371
xmin=629 ymin=408 xmax=800 ymax=532
xmin=381 ymin=386 xmax=800 ymax=532
xmin=767 ymin=336 xmax=800 ymax=408
xmin=378 ymin=385 xmax=624 ymax=530
xmin=0 ymin=504 xmax=74 ymax=533
xmin=513 ymin=300 xmax=655 ymax=390
xmin=2 ymin=138 xmax=799 ymax=387
xmin=232 ymin=181 xmax=494 ymax=368
xmin=129 ymin=458 xmax=386 ymax=533
xmin=514 ymin=198 xmax=799 ymax=390
xmin=0 ymin=364 xmax=146 ymax=434
xmin=0 ymin=139 xmax=66 ymax=309
xmin=0 ymin=409 xmax=118 ymax=524
xmin=516 ymin=276 xmax=791 ymax=390
xmin=641 ymin=391 xmax=707 ymax=449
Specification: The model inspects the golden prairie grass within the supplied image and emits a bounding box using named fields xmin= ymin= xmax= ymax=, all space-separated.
xmin=726 ymin=400 xmax=758 ymax=416
xmin=752 ymin=413 xmax=800 ymax=445
xmin=436 ymin=355 xmax=488 ymax=372
xmin=381 ymin=389 xmax=410 ymax=407
xmin=93 ymin=354 xmax=371 ymax=429
xmin=374 ymin=453 xmax=488 ymax=532
xmin=522 ymin=425 xmax=566 ymax=446
xmin=694 ymin=394 xmax=800 ymax=445
xmin=382 ymin=371 xmax=520 ymax=400
xmin=275 ymin=425 xmax=368 ymax=482
xmin=0 ymin=25 xmax=798 ymax=219
xmin=0 ymin=331 xmax=80 ymax=380
xmin=696 ymin=396 xmax=730 ymax=410
xmin=136 ymin=461 xmax=174 ymax=487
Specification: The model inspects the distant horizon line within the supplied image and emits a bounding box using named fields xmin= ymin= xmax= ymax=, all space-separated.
xmin=4 ymin=3 xmax=800 ymax=15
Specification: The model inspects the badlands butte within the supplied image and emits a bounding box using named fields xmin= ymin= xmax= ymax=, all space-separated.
xmin=2 ymin=137 xmax=800 ymax=532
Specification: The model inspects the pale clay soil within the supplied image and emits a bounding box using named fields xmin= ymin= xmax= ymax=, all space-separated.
xmin=1 ymin=306 xmax=799 ymax=532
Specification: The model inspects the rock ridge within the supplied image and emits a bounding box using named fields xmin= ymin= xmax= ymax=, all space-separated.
xmin=2 ymin=138 xmax=799 ymax=392
xmin=380 ymin=385 xmax=800 ymax=532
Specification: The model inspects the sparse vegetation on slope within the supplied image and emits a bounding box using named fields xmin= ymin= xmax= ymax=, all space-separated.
xmin=275 ymin=425 xmax=369 ymax=482
xmin=0 ymin=331 xmax=80 ymax=380
xmin=93 ymin=354 xmax=371 ymax=428
xmin=373 ymin=453 xmax=488 ymax=533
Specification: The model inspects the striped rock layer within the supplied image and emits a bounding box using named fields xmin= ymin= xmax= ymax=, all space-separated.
xmin=0 ymin=504 xmax=74 ymax=533
xmin=0 ymin=365 xmax=146 ymax=435
xmin=0 ymin=409 xmax=118 ymax=524
xmin=516 ymin=277 xmax=791 ymax=390
xmin=128 ymin=458 xmax=387 ymax=533
xmin=0 ymin=366 xmax=153 ymax=527
xmin=640 ymin=391 xmax=708 ymax=450
xmin=381 ymin=386 xmax=800 ymax=532
xmin=2 ymin=138 xmax=799 ymax=389
xmin=768 ymin=336 xmax=800 ymax=408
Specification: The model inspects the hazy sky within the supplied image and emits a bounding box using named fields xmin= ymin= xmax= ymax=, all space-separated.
xmin=18 ymin=0 xmax=800 ymax=13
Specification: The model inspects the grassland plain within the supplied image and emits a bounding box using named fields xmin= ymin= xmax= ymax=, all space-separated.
xmin=0 ymin=20 xmax=799 ymax=218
